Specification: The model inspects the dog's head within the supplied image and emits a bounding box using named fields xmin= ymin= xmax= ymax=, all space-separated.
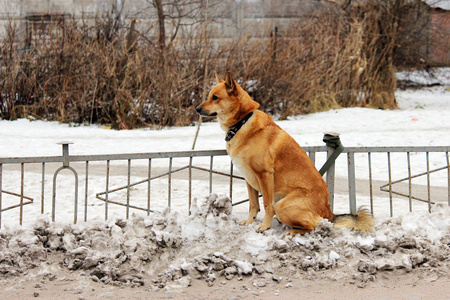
xmin=196 ymin=72 xmax=259 ymax=126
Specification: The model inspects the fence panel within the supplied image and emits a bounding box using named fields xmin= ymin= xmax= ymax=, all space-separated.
xmin=0 ymin=143 xmax=449 ymax=228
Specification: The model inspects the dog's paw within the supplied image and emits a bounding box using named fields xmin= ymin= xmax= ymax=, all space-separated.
xmin=240 ymin=219 xmax=254 ymax=226
xmin=256 ymin=223 xmax=271 ymax=232
xmin=282 ymin=229 xmax=309 ymax=237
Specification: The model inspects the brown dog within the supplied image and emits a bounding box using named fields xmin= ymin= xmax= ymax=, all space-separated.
xmin=196 ymin=72 xmax=374 ymax=235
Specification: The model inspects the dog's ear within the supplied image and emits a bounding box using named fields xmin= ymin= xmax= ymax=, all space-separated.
xmin=225 ymin=71 xmax=237 ymax=96
xmin=215 ymin=72 xmax=224 ymax=84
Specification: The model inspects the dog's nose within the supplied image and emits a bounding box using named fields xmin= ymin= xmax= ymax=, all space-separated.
xmin=196 ymin=106 xmax=202 ymax=113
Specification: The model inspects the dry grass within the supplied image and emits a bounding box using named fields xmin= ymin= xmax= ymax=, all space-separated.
xmin=0 ymin=17 xmax=209 ymax=129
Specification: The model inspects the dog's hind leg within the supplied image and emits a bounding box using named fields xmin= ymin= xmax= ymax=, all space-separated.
xmin=240 ymin=182 xmax=260 ymax=226
xmin=282 ymin=228 xmax=312 ymax=237
xmin=274 ymin=194 xmax=323 ymax=236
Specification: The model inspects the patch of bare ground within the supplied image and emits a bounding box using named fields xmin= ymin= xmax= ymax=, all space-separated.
xmin=0 ymin=268 xmax=448 ymax=300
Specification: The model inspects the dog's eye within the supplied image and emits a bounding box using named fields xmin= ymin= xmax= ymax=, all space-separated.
xmin=212 ymin=95 xmax=218 ymax=101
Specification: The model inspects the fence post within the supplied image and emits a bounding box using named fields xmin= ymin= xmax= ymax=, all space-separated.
xmin=326 ymin=149 xmax=335 ymax=211
xmin=322 ymin=133 xmax=343 ymax=212
xmin=347 ymin=152 xmax=357 ymax=215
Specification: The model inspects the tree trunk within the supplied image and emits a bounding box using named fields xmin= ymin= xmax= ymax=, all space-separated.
xmin=154 ymin=0 xmax=166 ymax=53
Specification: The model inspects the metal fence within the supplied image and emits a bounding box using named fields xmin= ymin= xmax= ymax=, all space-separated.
xmin=0 ymin=142 xmax=449 ymax=228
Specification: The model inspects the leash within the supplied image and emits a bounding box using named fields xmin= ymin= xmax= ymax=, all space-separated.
xmin=319 ymin=132 xmax=344 ymax=176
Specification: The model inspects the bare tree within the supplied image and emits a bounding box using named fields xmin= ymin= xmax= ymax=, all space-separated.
xmin=142 ymin=0 xmax=221 ymax=53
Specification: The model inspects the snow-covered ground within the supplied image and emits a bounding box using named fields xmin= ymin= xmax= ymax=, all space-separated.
xmin=0 ymin=69 xmax=449 ymax=291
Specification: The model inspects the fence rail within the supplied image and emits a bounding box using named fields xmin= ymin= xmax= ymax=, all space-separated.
xmin=0 ymin=142 xmax=449 ymax=229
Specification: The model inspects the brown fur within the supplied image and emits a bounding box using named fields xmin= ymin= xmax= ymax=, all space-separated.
xmin=332 ymin=209 xmax=375 ymax=232
xmin=196 ymin=72 xmax=374 ymax=235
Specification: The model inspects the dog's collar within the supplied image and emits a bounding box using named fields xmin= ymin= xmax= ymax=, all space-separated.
xmin=225 ymin=111 xmax=254 ymax=142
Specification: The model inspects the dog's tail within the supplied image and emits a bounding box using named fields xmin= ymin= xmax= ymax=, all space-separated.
xmin=332 ymin=208 xmax=375 ymax=232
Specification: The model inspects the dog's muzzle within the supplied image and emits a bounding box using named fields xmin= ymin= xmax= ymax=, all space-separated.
xmin=196 ymin=106 xmax=217 ymax=117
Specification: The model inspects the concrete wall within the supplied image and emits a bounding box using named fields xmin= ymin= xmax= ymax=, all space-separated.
xmin=0 ymin=0 xmax=114 ymax=17
xmin=0 ymin=0 xmax=324 ymax=40
xmin=1 ymin=0 xmax=116 ymax=39
xmin=2 ymin=0 xmax=447 ymax=65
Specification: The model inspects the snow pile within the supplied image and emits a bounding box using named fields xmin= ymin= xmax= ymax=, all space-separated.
xmin=0 ymin=194 xmax=449 ymax=289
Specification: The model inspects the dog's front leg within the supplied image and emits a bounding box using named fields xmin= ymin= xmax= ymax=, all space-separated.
xmin=256 ymin=171 xmax=275 ymax=232
xmin=240 ymin=182 xmax=260 ymax=225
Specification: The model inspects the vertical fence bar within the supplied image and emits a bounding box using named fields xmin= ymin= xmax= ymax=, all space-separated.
xmin=20 ymin=163 xmax=24 ymax=225
xmin=347 ymin=152 xmax=357 ymax=215
xmin=309 ymin=151 xmax=316 ymax=165
xmin=0 ymin=164 xmax=2 ymax=228
xmin=326 ymin=148 xmax=335 ymax=211
xmin=105 ymin=160 xmax=110 ymax=220
xmin=189 ymin=156 xmax=192 ymax=213
xmin=368 ymin=152 xmax=373 ymax=214
xmin=126 ymin=159 xmax=131 ymax=219
xmin=52 ymin=172 xmax=56 ymax=222
xmin=147 ymin=158 xmax=152 ymax=215
xmin=426 ymin=152 xmax=431 ymax=213
xmin=168 ymin=157 xmax=172 ymax=208
xmin=85 ymin=161 xmax=89 ymax=222
xmin=209 ymin=156 xmax=213 ymax=194
xmin=230 ymin=162 xmax=234 ymax=202
xmin=387 ymin=152 xmax=393 ymax=217
xmin=73 ymin=170 xmax=79 ymax=224
xmin=407 ymin=152 xmax=412 ymax=212
xmin=41 ymin=162 xmax=45 ymax=214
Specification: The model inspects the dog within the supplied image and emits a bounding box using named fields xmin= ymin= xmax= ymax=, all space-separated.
xmin=196 ymin=72 xmax=374 ymax=235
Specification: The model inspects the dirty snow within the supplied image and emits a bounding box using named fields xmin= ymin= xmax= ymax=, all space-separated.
xmin=0 ymin=195 xmax=448 ymax=289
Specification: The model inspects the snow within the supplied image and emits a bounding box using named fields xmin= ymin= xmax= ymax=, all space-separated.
xmin=426 ymin=0 xmax=450 ymax=11
xmin=396 ymin=68 xmax=450 ymax=86
xmin=7 ymin=196 xmax=445 ymax=287
xmin=0 ymin=68 xmax=449 ymax=288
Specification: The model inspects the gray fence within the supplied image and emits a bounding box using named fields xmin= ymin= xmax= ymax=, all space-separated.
xmin=0 ymin=142 xmax=449 ymax=228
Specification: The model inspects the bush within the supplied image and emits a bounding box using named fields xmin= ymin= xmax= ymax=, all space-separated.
xmin=222 ymin=0 xmax=427 ymax=117
xmin=0 ymin=17 xmax=208 ymax=129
